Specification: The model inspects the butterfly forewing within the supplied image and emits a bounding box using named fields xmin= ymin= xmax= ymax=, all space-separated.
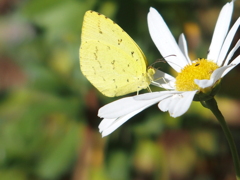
xmin=80 ymin=10 xmax=152 ymax=97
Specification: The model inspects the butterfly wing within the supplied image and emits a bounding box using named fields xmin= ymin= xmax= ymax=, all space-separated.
xmin=80 ymin=10 xmax=151 ymax=97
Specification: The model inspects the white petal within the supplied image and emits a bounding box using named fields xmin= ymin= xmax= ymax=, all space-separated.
xmin=98 ymin=92 xmax=168 ymax=119
xmin=151 ymin=69 xmax=176 ymax=89
xmin=98 ymin=91 xmax=177 ymax=137
xmin=98 ymin=97 xmax=141 ymax=119
xmin=158 ymin=91 xmax=197 ymax=117
xmin=178 ymin=33 xmax=192 ymax=64
xmin=147 ymin=7 xmax=189 ymax=72
xmin=207 ymin=1 xmax=234 ymax=62
xmin=195 ymin=65 xmax=234 ymax=88
xmin=222 ymin=55 xmax=240 ymax=77
xmin=158 ymin=95 xmax=172 ymax=112
xmin=223 ymin=39 xmax=240 ymax=66
xmin=218 ymin=17 xmax=240 ymax=66
xmin=167 ymin=94 xmax=188 ymax=115
xmin=99 ymin=118 xmax=116 ymax=133
xmin=133 ymin=91 xmax=176 ymax=100
xmin=100 ymin=106 xmax=148 ymax=137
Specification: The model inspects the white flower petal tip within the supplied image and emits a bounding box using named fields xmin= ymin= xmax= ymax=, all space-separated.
xmin=158 ymin=91 xmax=197 ymax=118
xmin=98 ymin=118 xmax=115 ymax=133
xmin=207 ymin=0 xmax=234 ymax=62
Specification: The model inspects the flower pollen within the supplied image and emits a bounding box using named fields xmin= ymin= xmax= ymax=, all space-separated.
xmin=175 ymin=58 xmax=219 ymax=91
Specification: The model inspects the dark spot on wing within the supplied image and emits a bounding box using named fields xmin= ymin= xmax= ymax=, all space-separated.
xmin=94 ymin=53 xmax=97 ymax=60
xmin=131 ymin=51 xmax=134 ymax=57
xmin=118 ymin=39 xmax=122 ymax=45
xmin=111 ymin=60 xmax=116 ymax=69
xmin=94 ymin=46 xmax=98 ymax=60
xmin=92 ymin=66 xmax=96 ymax=75
xmin=97 ymin=13 xmax=103 ymax=34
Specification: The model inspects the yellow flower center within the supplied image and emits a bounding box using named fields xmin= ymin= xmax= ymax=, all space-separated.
xmin=175 ymin=58 xmax=219 ymax=91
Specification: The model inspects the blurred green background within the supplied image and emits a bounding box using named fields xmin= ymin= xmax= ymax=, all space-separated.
xmin=0 ymin=0 xmax=240 ymax=180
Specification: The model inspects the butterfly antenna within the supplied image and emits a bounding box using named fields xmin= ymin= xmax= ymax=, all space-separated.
xmin=150 ymin=54 xmax=177 ymax=67
xmin=151 ymin=54 xmax=191 ymax=69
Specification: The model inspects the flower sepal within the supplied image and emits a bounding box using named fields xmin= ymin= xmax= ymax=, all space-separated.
xmin=193 ymin=80 xmax=221 ymax=101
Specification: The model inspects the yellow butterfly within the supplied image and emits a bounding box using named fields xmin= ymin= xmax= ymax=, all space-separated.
xmin=79 ymin=10 xmax=155 ymax=97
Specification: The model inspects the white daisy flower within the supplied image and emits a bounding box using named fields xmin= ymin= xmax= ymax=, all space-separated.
xmin=98 ymin=0 xmax=240 ymax=137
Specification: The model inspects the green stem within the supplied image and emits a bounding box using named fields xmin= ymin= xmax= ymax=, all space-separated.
xmin=203 ymin=98 xmax=240 ymax=180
